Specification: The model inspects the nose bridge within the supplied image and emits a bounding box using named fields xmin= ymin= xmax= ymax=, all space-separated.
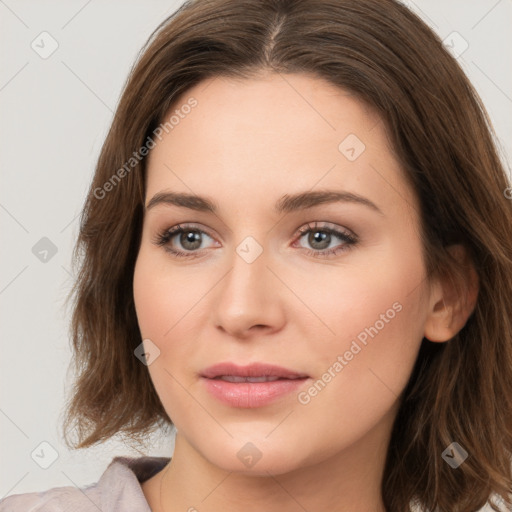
xmin=225 ymin=233 xmax=270 ymax=304
xmin=212 ymin=232 xmax=284 ymax=335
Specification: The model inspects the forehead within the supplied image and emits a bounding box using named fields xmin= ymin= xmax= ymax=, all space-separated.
xmin=144 ymin=72 xmax=419 ymax=223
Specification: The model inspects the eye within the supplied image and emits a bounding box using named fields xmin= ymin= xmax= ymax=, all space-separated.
xmin=152 ymin=221 xmax=358 ymax=259
xmin=152 ymin=223 xmax=217 ymax=259
xmin=293 ymin=221 xmax=358 ymax=258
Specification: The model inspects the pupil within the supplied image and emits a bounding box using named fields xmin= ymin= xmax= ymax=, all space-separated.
xmin=182 ymin=231 xmax=201 ymax=249
xmin=310 ymin=231 xmax=329 ymax=249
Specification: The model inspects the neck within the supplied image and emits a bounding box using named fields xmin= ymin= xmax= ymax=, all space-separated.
xmin=155 ymin=413 xmax=395 ymax=512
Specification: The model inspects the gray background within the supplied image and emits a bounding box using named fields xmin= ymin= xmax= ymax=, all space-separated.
xmin=1 ymin=0 xmax=511 ymax=503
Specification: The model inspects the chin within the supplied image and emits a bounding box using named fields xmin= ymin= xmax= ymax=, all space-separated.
xmin=199 ymin=437 xmax=310 ymax=477
xmin=217 ymin=454 xmax=302 ymax=477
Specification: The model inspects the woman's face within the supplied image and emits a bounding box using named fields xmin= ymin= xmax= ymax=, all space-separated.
xmin=133 ymin=72 xmax=433 ymax=475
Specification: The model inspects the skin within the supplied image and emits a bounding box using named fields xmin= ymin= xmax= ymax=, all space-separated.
xmin=133 ymin=71 xmax=478 ymax=512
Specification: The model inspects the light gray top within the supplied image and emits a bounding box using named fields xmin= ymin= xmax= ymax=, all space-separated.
xmin=1 ymin=455 xmax=504 ymax=511
xmin=0 ymin=456 xmax=170 ymax=512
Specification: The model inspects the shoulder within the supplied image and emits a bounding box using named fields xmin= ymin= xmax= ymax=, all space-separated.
xmin=0 ymin=455 xmax=170 ymax=512
xmin=0 ymin=481 xmax=97 ymax=512
xmin=0 ymin=486 xmax=81 ymax=511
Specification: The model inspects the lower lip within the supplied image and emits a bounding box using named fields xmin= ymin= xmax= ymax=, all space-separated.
xmin=201 ymin=377 xmax=309 ymax=408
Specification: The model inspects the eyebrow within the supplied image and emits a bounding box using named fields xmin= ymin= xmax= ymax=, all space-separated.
xmin=145 ymin=189 xmax=384 ymax=216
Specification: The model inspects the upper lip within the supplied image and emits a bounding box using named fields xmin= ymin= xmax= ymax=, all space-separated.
xmin=201 ymin=362 xmax=309 ymax=379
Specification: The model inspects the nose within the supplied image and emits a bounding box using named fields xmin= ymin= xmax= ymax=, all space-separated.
xmin=211 ymin=240 xmax=286 ymax=339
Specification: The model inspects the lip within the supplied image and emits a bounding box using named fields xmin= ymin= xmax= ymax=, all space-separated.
xmin=200 ymin=362 xmax=310 ymax=408
xmin=201 ymin=362 xmax=309 ymax=379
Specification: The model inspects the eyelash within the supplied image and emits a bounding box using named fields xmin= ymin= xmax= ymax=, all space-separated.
xmin=152 ymin=222 xmax=358 ymax=260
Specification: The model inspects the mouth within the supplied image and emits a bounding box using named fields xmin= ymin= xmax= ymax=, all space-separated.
xmin=200 ymin=362 xmax=310 ymax=408
xmin=211 ymin=375 xmax=301 ymax=383
xmin=200 ymin=362 xmax=309 ymax=380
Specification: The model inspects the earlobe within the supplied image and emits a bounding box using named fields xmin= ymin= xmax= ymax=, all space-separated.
xmin=423 ymin=244 xmax=479 ymax=343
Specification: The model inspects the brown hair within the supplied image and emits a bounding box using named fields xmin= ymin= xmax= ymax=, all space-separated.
xmin=61 ymin=0 xmax=512 ymax=510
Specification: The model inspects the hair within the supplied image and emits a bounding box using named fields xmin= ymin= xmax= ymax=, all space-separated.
xmin=60 ymin=0 xmax=512 ymax=510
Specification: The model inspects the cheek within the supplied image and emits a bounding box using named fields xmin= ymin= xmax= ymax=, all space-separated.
xmin=292 ymin=238 xmax=428 ymax=397
xmin=287 ymin=246 xmax=426 ymax=348
xmin=133 ymin=254 xmax=165 ymax=340
xmin=133 ymin=246 xmax=195 ymax=340
xmin=132 ymin=246 xmax=214 ymax=398
xmin=292 ymin=287 xmax=425 ymax=458
xmin=133 ymin=249 xmax=196 ymax=423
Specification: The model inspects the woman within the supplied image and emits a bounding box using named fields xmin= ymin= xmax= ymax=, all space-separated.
xmin=2 ymin=0 xmax=511 ymax=510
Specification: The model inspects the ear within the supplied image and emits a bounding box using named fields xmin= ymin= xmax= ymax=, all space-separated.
xmin=423 ymin=244 xmax=479 ymax=343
